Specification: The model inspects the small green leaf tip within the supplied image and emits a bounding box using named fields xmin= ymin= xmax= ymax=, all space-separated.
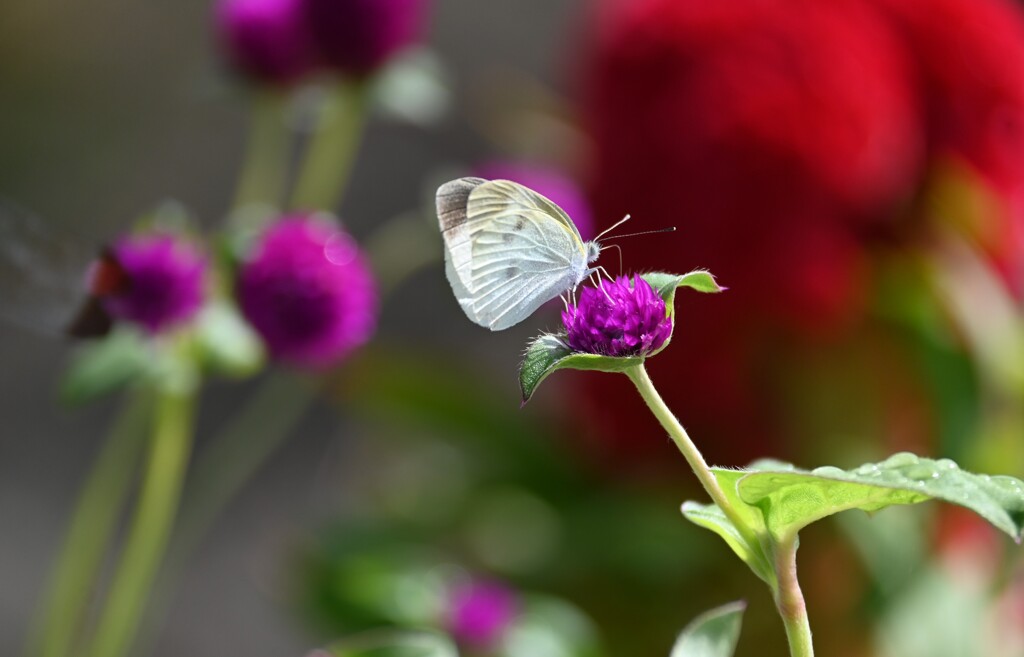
xmin=670 ymin=600 xmax=746 ymax=657
xmin=518 ymin=270 xmax=723 ymax=405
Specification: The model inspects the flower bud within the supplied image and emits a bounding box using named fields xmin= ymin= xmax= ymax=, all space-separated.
xmin=215 ymin=0 xmax=318 ymax=86
xmin=103 ymin=233 xmax=207 ymax=334
xmin=303 ymin=0 xmax=427 ymax=77
xmin=446 ymin=579 xmax=518 ymax=650
xmin=237 ymin=215 xmax=377 ymax=368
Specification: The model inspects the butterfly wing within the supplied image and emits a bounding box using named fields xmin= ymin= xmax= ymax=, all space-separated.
xmin=437 ymin=178 xmax=588 ymax=330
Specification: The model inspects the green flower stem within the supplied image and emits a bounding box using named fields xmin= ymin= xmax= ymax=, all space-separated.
xmin=132 ymin=371 xmax=318 ymax=656
xmin=23 ymin=388 xmax=153 ymax=657
xmin=363 ymin=212 xmax=442 ymax=296
xmin=624 ymin=363 xmax=758 ymax=547
xmin=83 ymin=387 xmax=196 ymax=657
xmin=177 ymin=370 xmax=316 ymax=554
xmin=233 ymin=90 xmax=289 ymax=210
xmin=290 ymin=80 xmax=370 ymax=212
xmin=626 ymin=362 xmax=816 ymax=657
xmin=774 ymin=537 xmax=814 ymax=657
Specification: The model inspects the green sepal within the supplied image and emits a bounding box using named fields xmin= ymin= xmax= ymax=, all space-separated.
xmin=193 ymin=301 xmax=265 ymax=378
xmin=518 ymin=270 xmax=724 ymax=404
xmin=60 ymin=329 xmax=150 ymax=405
xmin=669 ymin=600 xmax=746 ymax=657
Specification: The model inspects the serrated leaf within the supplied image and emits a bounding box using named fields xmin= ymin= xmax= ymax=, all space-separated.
xmin=61 ymin=329 xmax=150 ymax=404
xmin=518 ymin=270 xmax=724 ymax=404
xmin=519 ymin=334 xmax=643 ymax=404
xmin=323 ymin=630 xmax=457 ymax=657
xmin=669 ymin=601 xmax=746 ymax=657
xmin=727 ymin=452 xmax=1024 ymax=543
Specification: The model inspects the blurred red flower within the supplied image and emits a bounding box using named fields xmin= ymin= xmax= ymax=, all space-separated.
xmin=574 ymin=0 xmax=1024 ymax=465
xmin=875 ymin=0 xmax=1024 ymax=289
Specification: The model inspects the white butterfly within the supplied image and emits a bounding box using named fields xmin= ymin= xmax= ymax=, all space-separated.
xmin=437 ymin=177 xmax=621 ymax=330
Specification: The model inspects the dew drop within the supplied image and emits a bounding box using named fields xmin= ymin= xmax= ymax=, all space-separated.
xmin=812 ymin=466 xmax=846 ymax=478
xmin=906 ymin=464 xmax=939 ymax=481
xmin=935 ymin=458 xmax=959 ymax=471
xmin=883 ymin=452 xmax=918 ymax=468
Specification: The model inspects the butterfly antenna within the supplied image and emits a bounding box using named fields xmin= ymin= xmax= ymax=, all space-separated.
xmin=593 ymin=214 xmax=632 ymax=242
xmin=601 ymin=226 xmax=676 ymax=242
xmin=603 ymin=243 xmax=624 ymax=276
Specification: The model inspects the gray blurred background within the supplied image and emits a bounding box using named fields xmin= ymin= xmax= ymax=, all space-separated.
xmin=0 ymin=1 xmax=585 ymax=654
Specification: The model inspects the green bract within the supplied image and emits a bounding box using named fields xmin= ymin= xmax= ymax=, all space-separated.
xmin=518 ymin=270 xmax=724 ymax=404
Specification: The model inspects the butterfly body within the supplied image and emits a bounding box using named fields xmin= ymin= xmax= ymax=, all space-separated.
xmin=437 ymin=177 xmax=600 ymax=330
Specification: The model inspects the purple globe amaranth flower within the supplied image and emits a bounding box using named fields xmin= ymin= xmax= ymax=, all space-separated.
xmin=237 ymin=215 xmax=376 ymax=368
xmin=215 ymin=0 xmax=318 ymax=86
xmin=303 ymin=0 xmax=427 ymax=77
xmin=475 ymin=161 xmax=595 ymax=241
xmin=446 ymin=580 xmax=518 ymax=650
xmin=103 ymin=234 xmax=207 ymax=334
xmin=562 ymin=275 xmax=672 ymax=357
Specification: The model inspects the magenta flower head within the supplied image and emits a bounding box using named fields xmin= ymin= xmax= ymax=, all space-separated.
xmin=102 ymin=233 xmax=207 ymax=335
xmin=562 ymin=275 xmax=672 ymax=357
xmin=446 ymin=579 xmax=518 ymax=650
xmin=303 ymin=0 xmax=427 ymax=76
xmin=215 ymin=0 xmax=318 ymax=86
xmin=237 ymin=215 xmax=376 ymax=368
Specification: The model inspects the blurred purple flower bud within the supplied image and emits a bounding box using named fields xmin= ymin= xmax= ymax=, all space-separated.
xmin=446 ymin=580 xmax=518 ymax=650
xmin=237 ymin=215 xmax=377 ymax=368
xmin=215 ymin=0 xmax=318 ymax=86
xmin=303 ymin=0 xmax=427 ymax=76
xmin=562 ymin=275 xmax=671 ymax=357
xmin=475 ymin=161 xmax=595 ymax=241
xmin=103 ymin=234 xmax=207 ymax=334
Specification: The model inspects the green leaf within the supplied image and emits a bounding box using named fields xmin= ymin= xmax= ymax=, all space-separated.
xmin=669 ymin=601 xmax=746 ymax=657
xmin=518 ymin=270 xmax=724 ymax=404
xmin=323 ymin=630 xmax=457 ymax=657
xmin=681 ymin=502 xmax=772 ymax=584
xmin=193 ymin=301 xmax=264 ymax=377
xmin=725 ymin=453 xmax=1024 ymax=543
xmin=61 ymin=329 xmax=150 ymax=404
xmin=682 ymin=462 xmax=776 ymax=583
xmin=519 ymin=334 xmax=643 ymax=404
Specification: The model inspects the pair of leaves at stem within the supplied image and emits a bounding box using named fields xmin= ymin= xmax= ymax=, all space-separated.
xmin=683 ymin=453 xmax=1024 ymax=585
xmin=519 ymin=270 xmax=725 ymax=404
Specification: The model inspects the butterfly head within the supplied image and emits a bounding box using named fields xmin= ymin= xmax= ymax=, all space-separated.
xmin=586 ymin=240 xmax=601 ymax=263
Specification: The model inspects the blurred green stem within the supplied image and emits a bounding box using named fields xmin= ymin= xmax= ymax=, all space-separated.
xmin=83 ymin=387 xmax=195 ymax=657
xmin=363 ymin=212 xmax=441 ymax=296
xmin=23 ymin=388 xmax=153 ymax=657
xmin=774 ymin=537 xmax=814 ymax=657
xmin=290 ymin=81 xmax=370 ymax=212
xmin=175 ymin=370 xmax=316 ymax=555
xmin=233 ymin=90 xmax=289 ymax=210
xmin=134 ymin=371 xmax=318 ymax=656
